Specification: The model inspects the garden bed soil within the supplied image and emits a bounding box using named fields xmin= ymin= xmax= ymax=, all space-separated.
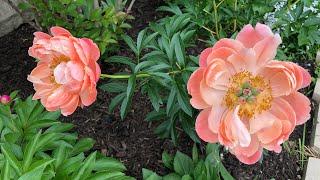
xmin=0 ymin=0 xmax=316 ymax=179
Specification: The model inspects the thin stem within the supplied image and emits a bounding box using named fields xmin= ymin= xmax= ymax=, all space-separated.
xmin=100 ymin=73 xmax=150 ymax=79
xmin=126 ymin=0 xmax=136 ymax=14
xmin=213 ymin=0 xmax=220 ymax=39
xmin=100 ymin=69 xmax=184 ymax=79
xmin=233 ymin=0 xmax=237 ymax=32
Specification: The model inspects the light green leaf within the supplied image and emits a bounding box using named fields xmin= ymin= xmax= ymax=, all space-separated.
xmin=173 ymin=151 xmax=194 ymax=176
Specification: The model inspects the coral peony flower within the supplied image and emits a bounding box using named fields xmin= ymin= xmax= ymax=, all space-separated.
xmin=0 ymin=95 xmax=11 ymax=104
xmin=28 ymin=27 xmax=101 ymax=116
xmin=188 ymin=23 xmax=311 ymax=164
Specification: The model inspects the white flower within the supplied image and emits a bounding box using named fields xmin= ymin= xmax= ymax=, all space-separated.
xmin=312 ymin=0 xmax=319 ymax=7
xmin=274 ymin=1 xmax=286 ymax=12
xmin=264 ymin=12 xmax=277 ymax=27
xmin=304 ymin=6 xmax=318 ymax=13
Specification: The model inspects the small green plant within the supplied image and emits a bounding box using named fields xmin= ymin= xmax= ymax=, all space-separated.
xmin=19 ymin=0 xmax=133 ymax=54
xmin=100 ymin=14 xmax=200 ymax=144
xmin=142 ymin=143 xmax=234 ymax=180
xmin=161 ymin=0 xmax=274 ymax=39
xmin=0 ymin=93 xmax=133 ymax=179
xmin=271 ymin=0 xmax=320 ymax=62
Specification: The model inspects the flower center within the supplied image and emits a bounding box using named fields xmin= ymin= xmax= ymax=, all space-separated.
xmin=50 ymin=55 xmax=69 ymax=69
xmin=224 ymin=71 xmax=273 ymax=119
xmin=49 ymin=55 xmax=70 ymax=84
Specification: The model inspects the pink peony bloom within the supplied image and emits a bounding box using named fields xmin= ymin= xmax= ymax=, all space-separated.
xmin=0 ymin=95 xmax=11 ymax=104
xmin=28 ymin=27 xmax=101 ymax=116
xmin=188 ymin=23 xmax=311 ymax=164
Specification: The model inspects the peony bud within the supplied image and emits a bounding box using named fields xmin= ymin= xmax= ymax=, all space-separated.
xmin=0 ymin=95 xmax=11 ymax=104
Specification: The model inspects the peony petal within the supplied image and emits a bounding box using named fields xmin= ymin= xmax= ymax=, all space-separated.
xmin=95 ymin=62 xmax=101 ymax=82
xmin=250 ymin=111 xmax=276 ymax=134
xmin=46 ymin=87 xmax=71 ymax=108
xmin=257 ymin=118 xmax=282 ymax=144
xmin=195 ymin=108 xmax=219 ymax=143
xmin=60 ymin=95 xmax=79 ymax=116
xmin=54 ymin=62 xmax=68 ymax=84
xmin=233 ymin=135 xmax=261 ymax=159
xmin=199 ymin=48 xmax=213 ymax=67
xmin=67 ymin=61 xmax=84 ymax=81
xmin=50 ymin=26 xmax=72 ymax=37
xmin=199 ymin=80 xmax=225 ymax=106
xmin=187 ymin=68 xmax=210 ymax=109
xmin=208 ymin=105 xmax=227 ymax=133
xmin=204 ymin=59 xmax=230 ymax=90
xmin=79 ymin=68 xmax=97 ymax=106
xmin=254 ymin=34 xmax=282 ymax=66
xmin=227 ymin=48 xmax=257 ymax=73
xmin=236 ymin=23 xmax=275 ymax=48
xmin=33 ymin=32 xmax=51 ymax=42
xmin=212 ymin=39 xmax=244 ymax=52
xmin=259 ymin=61 xmax=296 ymax=97
xmin=235 ymin=147 xmax=263 ymax=165
xmin=232 ymin=106 xmax=251 ymax=147
xmin=29 ymin=63 xmax=51 ymax=79
xmin=282 ymin=92 xmax=311 ymax=125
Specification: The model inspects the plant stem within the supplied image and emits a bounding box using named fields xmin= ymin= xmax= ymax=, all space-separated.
xmin=233 ymin=0 xmax=237 ymax=32
xmin=100 ymin=73 xmax=150 ymax=79
xmin=126 ymin=0 xmax=136 ymax=14
xmin=213 ymin=0 xmax=220 ymax=39
xmin=100 ymin=69 xmax=184 ymax=79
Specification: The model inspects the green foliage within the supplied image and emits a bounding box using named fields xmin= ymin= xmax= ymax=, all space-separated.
xmin=0 ymin=95 xmax=133 ymax=180
xmin=19 ymin=0 xmax=133 ymax=54
xmin=142 ymin=143 xmax=234 ymax=180
xmin=161 ymin=0 xmax=274 ymax=39
xmin=271 ymin=0 xmax=320 ymax=62
xmin=101 ymin=14 xmax=200 ymax=144
xmin=163 ymin=0 xmax=320 ymax=62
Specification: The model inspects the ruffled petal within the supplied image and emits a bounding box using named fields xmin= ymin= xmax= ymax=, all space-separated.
xmin=200 ymin=80 xmax=225 ymax=106
xmin=195 ymin=108 xmax=219 ymax=143
xmin=50 ymin=26 xmax=72 ymax=37
xmin=236 ymin=23 xmax=274 ymax=48
xmin=259 ymin=61 xmax=296 ymax=97
xmin=199 ymin=48 xmax=213 ymax=67
xmin=187 ymin=68 xmax=210 ymax=109
xmin=204 ymin=59 xmax=231 ymax=90
xmin=282 ymin=92 xmax=311 ymax=125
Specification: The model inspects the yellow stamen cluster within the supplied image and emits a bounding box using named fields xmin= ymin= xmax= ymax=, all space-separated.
xmin=224 ymin=71 xmax=272 ymax=119
xmin=50 ymin=55 xmax=69 ymax=69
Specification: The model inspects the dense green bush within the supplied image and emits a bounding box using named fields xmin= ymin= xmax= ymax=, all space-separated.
xmin=0 ymin=93 xmax=133 ymax=179
xmin=162 ymin=0 xmax=320 ymax=63
xmin=142 ymin=144 xmax=234 ymax=180
xmin=19 ymin=0 xmax=133 ymax=54
xmin=100 ymin=15 xmax=200 ymax=144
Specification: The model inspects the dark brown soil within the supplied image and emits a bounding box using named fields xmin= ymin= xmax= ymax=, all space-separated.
xmin=0 ymin=0 xmax=317 ymax=179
